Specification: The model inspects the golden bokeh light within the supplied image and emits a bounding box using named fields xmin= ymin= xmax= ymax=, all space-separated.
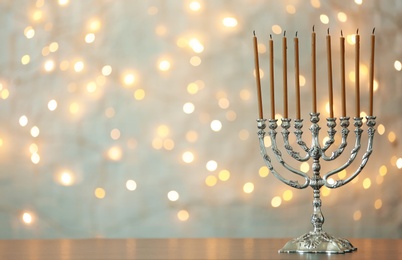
xmin=95 ymin=188 xmax=106 ymax=199
xmin=259 ymin=166 xmax=269 ymax=177
xmin=126 ymin=180 xmax=137 ymax=191
xmin=177 ymin=210 xmax=189 ymax=221
xmin=205 ymin=175 xmax=217 ymax=187
xmin=243 ymin=182 xmax=254 ymax=194
xmin=218 ymin=170 xmax=230 ymax=181
xmin=271 ymin=196 xmax=282 ymax=207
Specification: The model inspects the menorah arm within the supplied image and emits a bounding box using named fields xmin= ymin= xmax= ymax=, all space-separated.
xmin=281 ymin=118 xmax=310 ymax=162
xmin=321 ymin=117 xmax=350 ymax=161
xmin=257 ymin=119 xmax=310 ymax=189
xmin=323 ymin=116 xmax=375 ymax=188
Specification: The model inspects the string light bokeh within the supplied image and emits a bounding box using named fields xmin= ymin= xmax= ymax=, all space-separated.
xmin=0 ymin=0 xmax=401 ymax=239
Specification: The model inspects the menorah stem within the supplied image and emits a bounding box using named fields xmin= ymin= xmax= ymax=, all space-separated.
xmin=311 ymin=187 xmax=324 ymax=233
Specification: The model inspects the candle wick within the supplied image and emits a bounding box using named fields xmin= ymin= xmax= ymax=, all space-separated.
xmin=312 ymin=25 xmax=315 ymax=32
xmin=356 ymin=28 xmax=359 ymax=35
xmin=270 ymin=34 xmax=272 ymax=40
xmin=327 ymin=28 xmax=330 ymax=35
xmin=295 ymin=31 xmax=298 ymax=37
xmin=341 ymin=30 xmax=343 ymax=37
xmin=284 ymin=30 xmax=286 ymax=37
xmin=253 ymin=30 xmax=256 ymax=36
xmin=372 ymin=27 xmax=376 ymax=34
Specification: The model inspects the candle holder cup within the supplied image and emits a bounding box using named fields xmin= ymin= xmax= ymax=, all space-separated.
xmin=256 ymin=113 xmax=376 ymax=254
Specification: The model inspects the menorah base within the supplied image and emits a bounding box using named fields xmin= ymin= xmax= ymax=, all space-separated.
xmin=279 ymin=230 xmax=357 ymax=254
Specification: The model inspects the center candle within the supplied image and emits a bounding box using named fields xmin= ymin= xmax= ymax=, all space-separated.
xmin=269 ymin=34 xmax=275 ymax=119
xmin=340 ymin=31 xmax=346 ymax=117
xmin=311 ymin=26 xmax=317 ymax=113
xmin=283 ymin=31 xmax=288 ymax=118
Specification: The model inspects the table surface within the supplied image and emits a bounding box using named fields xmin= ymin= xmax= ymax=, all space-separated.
xmin=0 ymin=238 xmax=400 ymax=259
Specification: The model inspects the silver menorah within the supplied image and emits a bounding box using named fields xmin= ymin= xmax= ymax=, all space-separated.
xmin=256 ymin=113 xmax=376 ymax=253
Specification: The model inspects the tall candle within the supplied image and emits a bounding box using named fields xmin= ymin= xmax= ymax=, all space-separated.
xmin=269 ymin=34 xmax=275 ymax=119
xmin=253 ymin=31 xmax=263 ymax=119
xmin=340 ymin=31 xmax=346 ymax=117
xmin=369 ymin=28 xmax=375 ymax=116
xmin=283 ymin=31 xmax=288 ymax=118
xmin=311 ymin=26 xmax=317 ymax=113
xmin=326 ymin=29 xmax=334 ymax=118
xmin=355 ymin=30 xmax=360 ymax=118
xmin=294 ymin=33 xmax=301 ymax=119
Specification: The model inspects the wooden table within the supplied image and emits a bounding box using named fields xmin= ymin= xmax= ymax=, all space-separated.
xmin=0 ymin=238 xmax=400 ymax=259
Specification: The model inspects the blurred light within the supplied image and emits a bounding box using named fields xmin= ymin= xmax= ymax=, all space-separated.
xmin=152 ymin=138 xmax=163 ymax=150
xmin=363 ymin=178 xmax=371 ymax=189
xmin=338 ymin=169 xmax=347 ymax=179
xmin=107 ymin=146 xmax=123 ymax=161
xmin=58 ymin=0 xmax=69 ymax=5
xmin=394 ymin=60 xmax=402 ymax=71
xmin=238 ymin=129 xmax=249 ymax=141
xmin=272 ymin=25 xmax=282 ymax=34
xmin=243 ymin=182 xmax=254 ymax=193
xmin=239 ymin=89 xmax=251 ymax=101
xmin=354 ymin=0 xmax=363 ymax=5
xmin=377 ymin=124 xmax=385 ymax=135
xmin=44 ymin=60 xmax=55 ymax=72
xmin=321 ymin=187 xmax=331 ymax=197
xmin=185 ymin=130 xmax=198 ymax=143
xmin=21 ymin=55 xmax=30 ymax=65
xmin=388 ymin=131 xmax=396 ymax=143
xmin=347 ymin=34 xmax=356 ymax=45
xmin=222 ymin=17 xmax=238 ymax=28
xmin=190 ymin=56 xmax=201 ymax=66
xmin=22 ymin=212 xmax=33 ymax=224
xmin=88 ymin=19 xmax=101 ymax=32
xmin=311 ymin=0 xmax=321 ymax=8
xmin=24 ymin=26 xmax=35 ymax=39
xmin=187 ymin=82 xmax=199 ymax=94
xmin=85 ymin=33 xmax=95 ymax=43
xmin=218 ymin=98 xmax=230 ymax=109
xmin=183 ymin=102 xmax=195 ymax=114
xmin=31 ymin=152 xmax=40 ymax=164
xmin=379 ymin=165 xmax=387 ymax=176
xmin=189 ymin=38 xmax=204 ymax=53
xmin=167 ymin=190 xmax=179 ymax=201
xmin=134 ymin=89 xmax=145 ymax=100
xmin=299 ymin=75 xmax=306 ymax=86
xmin=157 ymin=125 xmax=170 ymax=137
xmin=286 ymin=5 xmax=296 ymax=14
xmin=374 ymin=80 xmax=379 ymax=92
xmin=283 ymin=190 xmax=293 ymax=201
xmin=1 ymin=89 xmax=9 ymax=100
xmin=122 ymin=73 xmax=135 ymax=86
xmin=320 ymin=14 xmax=329 ymax=24
xmin=30 ymin=126 xmax=40 ymax=138
xmin=110 ymin=128 xmax=121 ymax=140
xmin=163 ymin=139 xmax=175 ymax=150
xmin=218 ymin=170 xmax=230 ymax=181
xmin=19 ymin=115 xmax=28 ymax=127
xmin=60 ymin=60 xmax=69 ymax=71
xmin=226 ymin=110 xmax=237 ymax=121
xmin=29 ymin=143 xmax=38 ymax=154
xmin=102 ymin=65 xmax=112 ymax=76
xmin=189 ymin=1 xmax=201 ymax=11
xmin=86 ymin=81 xmax=97 ymax=93
xmin=147 ymin=6 xmax=158 ymax=15
xmin=182 ymin=151 xmax=195 ymax=163
xmin=257 ymin=43 xmax=266 ymax=53
xmin=300 ymin=162 xmax=309 ymax=172
xmin=95 ymin=188 xmax=106 ymax=199
xmin=69 ymin=102 xmax=80 ymax=114
xmin=126 ymin=180 xmax=137 ymax=191
xmin=177 ymin=210 xmax=189 ymax=221
xmin=259 ymin=166 xmax=269 ymax=177
xmin=158 ymin=60 xmax=171 ymax=71
xmin=155 ymin=25 xmax=167 ymax=36
xmin=74 ymin=61 xmax=84 ymax=72
xmin=353 ymin=210 xmax=362 ymax=221
xmin=271 ymin=196 xmax=282 ymax=207
xmin=210 ymin=120 xmax=222 ymax=132
xmin=337 ymin=12 xmax=347 ymax=22
xmin=374 ymin=199 xmax=382 ymax=210
xmin=397 ymin=158 xmax=402 ymax=169
xmin=205 ymin=175 xmax=217 ymax=186
xmin=49 ymin=42 xmax=59 ymax=52
xmin=206 ymin=160 xmax=218 ymax=171
xmin=105 ymin=107 xmax=115 ymax=118
xmin=263 ymin=136 xmax=271 ymax=147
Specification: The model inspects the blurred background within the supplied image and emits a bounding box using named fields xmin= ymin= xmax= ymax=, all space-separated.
xmin=0 ymin=0 xmax=401 ymax=239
